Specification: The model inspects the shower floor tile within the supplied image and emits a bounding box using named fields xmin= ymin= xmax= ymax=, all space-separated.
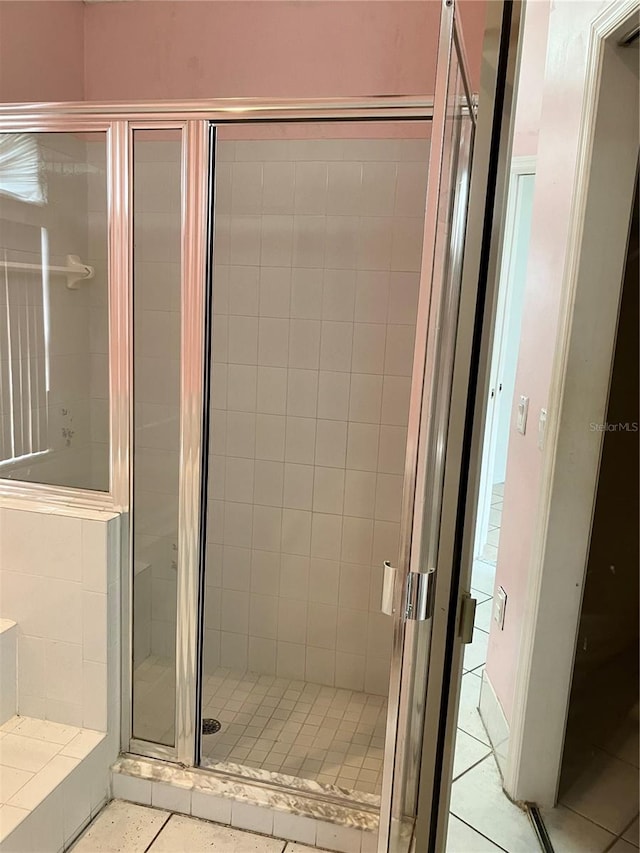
xmin=132 ymin=658 xmax=388 ymax=797
xmin=200 ymin=668 xmax=387 ymax=796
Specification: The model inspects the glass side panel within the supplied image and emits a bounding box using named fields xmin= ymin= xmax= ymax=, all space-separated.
xmin=0 ymin=131 xmax=109 ymax=490
xmin=199 ymin=121 xmax=430 ymax=798
xmin=131 ymin=129 xmax=182 ymax=747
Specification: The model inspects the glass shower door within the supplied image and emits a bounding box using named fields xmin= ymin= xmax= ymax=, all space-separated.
xmin=199 ymin=120 xmax=431 ymax=797
xmin=378 ymin=4 xmax=475 ymax=851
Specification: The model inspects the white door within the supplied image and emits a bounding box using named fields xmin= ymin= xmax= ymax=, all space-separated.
xmin=473 ymin=163 xmax=535 ymax=563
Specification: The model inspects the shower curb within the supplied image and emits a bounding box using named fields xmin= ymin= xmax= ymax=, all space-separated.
xmin=112 ymin=755 xmax=379 ymax=853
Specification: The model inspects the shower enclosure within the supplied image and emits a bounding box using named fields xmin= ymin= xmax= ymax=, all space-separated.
xmin=0 ymin=4 xmax=473 ymax=850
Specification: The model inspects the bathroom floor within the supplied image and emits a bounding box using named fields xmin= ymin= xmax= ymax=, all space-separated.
xmin=481 ymin=482 xmax=504 ymax=564
xmin=71 ymin=801 xmax=335 ymax=852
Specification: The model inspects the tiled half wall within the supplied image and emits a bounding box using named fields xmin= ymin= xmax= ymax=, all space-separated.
xmin=0 ymin=501 xmax=120 ymax=732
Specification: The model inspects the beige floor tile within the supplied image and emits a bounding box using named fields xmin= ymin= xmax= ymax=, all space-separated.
xmin=597 ymin=720 xmax=640 ymax=769
xmin=609 ymin=840 xmax=638 ymax=853
xmin=560 ymin=748 xmax=639 ymax=835
xmin=486 ymin=528 xmax=501 ymax=548
xmin=470 ymin=560 xmax=496 ymax=597
xmin=446 ymin=815 xmax=505 ymax=852
xmin=149 ymin=814 xmax=286 ymax=852
xmin=452 ymin=730 xmax=492 ymax=781
xmin=72 ymin=800 xmax=170 ymax=852
xmin=471 ymin=588 xmax=493 ymax=605
xmin=622 ymin=815 xmax=639 ymax=846
xmin=482 ymin=544 xmax=498 ymax=563
xmin=284 ymin=846 xmax=333 ymax=853
xmin=474 ymin=599 xmax=493 ymax=633
xmin=540 ymin=804 xmax=615 ymax=853
xmin=450 ymin=755 xmax=538 ymax=853
xmin=456 ymin=672 xmax=490 ymax=746
xmin=463 ymin=627 xmax=488 ymax=673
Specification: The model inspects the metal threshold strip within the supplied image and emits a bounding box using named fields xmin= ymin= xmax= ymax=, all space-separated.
xmin=526 ymin=804 xmax=556 ymax=853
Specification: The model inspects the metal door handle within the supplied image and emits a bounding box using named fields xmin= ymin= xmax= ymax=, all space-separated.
xmin=381 ymin=561 xmax=397 ymax=615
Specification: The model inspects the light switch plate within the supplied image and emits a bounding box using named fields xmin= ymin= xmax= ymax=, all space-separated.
xmin=494 ymin=586 xmax=507 ymax=630
xmin=517 ymin=395 xmax=529 ymax=434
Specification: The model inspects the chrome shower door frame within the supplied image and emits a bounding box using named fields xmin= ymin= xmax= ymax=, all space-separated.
xmin=0 ymin=93 xmax=480 ymax=842
xmin=378 ymin=4 xmax=476 ymax=850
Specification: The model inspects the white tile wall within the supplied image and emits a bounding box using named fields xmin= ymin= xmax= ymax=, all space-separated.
xmin=0 ymin=504 xmax=120 ymax=733
xmin=0 ymin=619 xmax=17 ymax=725
xmin=203 ymin=136 xmax=429 ymax=694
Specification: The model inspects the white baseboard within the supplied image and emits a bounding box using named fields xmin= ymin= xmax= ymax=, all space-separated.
xmin=479 ymin=671 xmax=510 ymax=777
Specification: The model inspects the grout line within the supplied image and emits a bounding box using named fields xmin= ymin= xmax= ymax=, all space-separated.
xmin=594 ymin=742 xmax=640 ymax=771
xmin=451 ymin=750 xmax=491 ymax=783
xmin=602 ymin=810 xmax=640 ymax=852
xmin=142 ymin=809 xmax=174 ymax=852
xmin=450 ymin=750 xmax=494 ymax=785
xmin=558 ymin=801 xmax=632 ymax=840
xmin=456 ymin=725 xmax=493 ymax=749
xmin=449 ymin=812 xmax=511 ymax=853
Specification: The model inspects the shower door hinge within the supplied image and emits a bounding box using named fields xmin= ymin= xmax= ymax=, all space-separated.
xmin=459 ymin=594 xmax=477 ymax=644
xmin=404 ymin=569 xmax=436 ymax=621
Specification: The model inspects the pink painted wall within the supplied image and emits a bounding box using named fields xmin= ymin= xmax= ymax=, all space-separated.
xmin=511 ymin=0 xmax=550 ymax=158
xmin=0 ymin=1 xmax=84 ymax=102
xmin=0 ymin=1 xmax=485 ymax=106
xmin=82 ymin=1 xmax=484 ymax=102
xmin=484 ymin=0 xmax=609 ymax=721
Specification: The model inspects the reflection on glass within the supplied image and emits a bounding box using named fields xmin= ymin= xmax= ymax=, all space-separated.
xmin=0 ymin=132 xmax=109 ymax=490
xmin=131 ymin=130 xmax=182 ymax=746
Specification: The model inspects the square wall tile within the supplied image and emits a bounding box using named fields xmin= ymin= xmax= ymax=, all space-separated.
xmin=151 ymin=781 xmax=192 ymax=814
xmin=191 ymin=790 xmax=232 ymax=824
xmin=273 ymin=810 xmax=317 ymax=845
xmin=316 ymin=820 xmax=363 ymax=853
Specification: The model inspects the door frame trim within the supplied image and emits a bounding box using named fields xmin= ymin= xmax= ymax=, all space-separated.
xmin=505 ymin=0 xmax=640 ymax=805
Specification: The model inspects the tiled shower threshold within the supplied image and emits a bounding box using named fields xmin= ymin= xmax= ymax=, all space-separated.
xmin=112 ymin=755 xmax=379 ymax=852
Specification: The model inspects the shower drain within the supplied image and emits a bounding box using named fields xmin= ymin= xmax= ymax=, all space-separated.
xmin=202 ymin=718 xmax=222 ymax=735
